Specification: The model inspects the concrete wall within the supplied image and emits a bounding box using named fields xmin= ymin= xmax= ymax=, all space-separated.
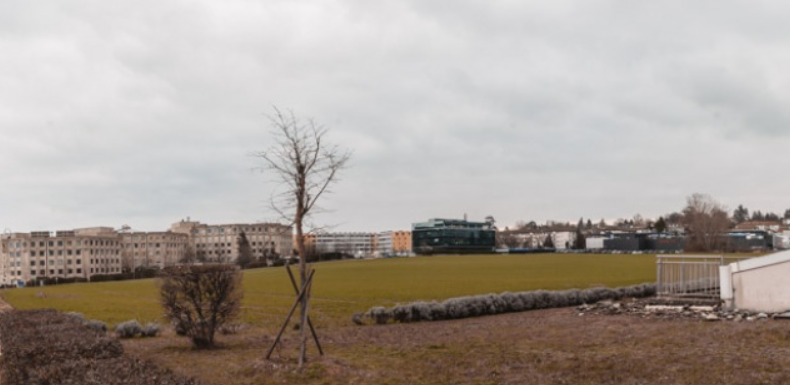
xmin=721 ymin=250 xmax=790 ymax=312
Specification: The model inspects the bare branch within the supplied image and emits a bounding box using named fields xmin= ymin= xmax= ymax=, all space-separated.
xmin=254 ymin=106 xmax=351 ymax=367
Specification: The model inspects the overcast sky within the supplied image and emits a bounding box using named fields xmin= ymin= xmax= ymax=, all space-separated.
xmin=2 ymin=1 xmax=789 ymax=233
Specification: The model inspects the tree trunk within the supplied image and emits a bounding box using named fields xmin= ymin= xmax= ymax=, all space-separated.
xmin=295 ymin=210 xmax=308 ymax=368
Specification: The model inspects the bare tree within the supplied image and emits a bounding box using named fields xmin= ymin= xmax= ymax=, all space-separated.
xmin=682 ymin=193 xmax=730 ymax=252
xmin=255 ymin=107 xmax=351 ymax=367
xmin=159 ymin=264 xmax=243 ymax=349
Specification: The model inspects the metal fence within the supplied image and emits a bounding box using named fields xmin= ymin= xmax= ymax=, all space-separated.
xmin=656 ymin=255 xmax=745 ymax=299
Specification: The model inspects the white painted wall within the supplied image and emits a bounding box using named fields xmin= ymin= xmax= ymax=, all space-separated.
xmin=586 ymin=237 xmax=605 ymax=249
xmin=721 ymin=250 xmax=790 ymax=312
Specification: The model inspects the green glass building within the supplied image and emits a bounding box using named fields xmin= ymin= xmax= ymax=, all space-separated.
xmin=412 ymin=218 xmax=496 ymax=255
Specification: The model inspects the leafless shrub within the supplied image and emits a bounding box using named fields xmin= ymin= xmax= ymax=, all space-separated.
xmin=367 ymin=307 xmax=392 ymax=325
xmin=86 ymin=319 xmax=108 ymax=333
xmin=351 ymin=312 xmax=365 ymax=325
xmin=115 ymin=320 xmax=142 ymax=339
xmin=392 ymin=305 xmax=412 ymax=323
xmin=363 ymin=283 xmax=657 ymax=324
xmin=141 ymin=322 xmax=161 ymax=337
xmin=159 ymin=264 xmax=243 ymax=348
xmin=66 ymin=311 xmax=85 ymax=321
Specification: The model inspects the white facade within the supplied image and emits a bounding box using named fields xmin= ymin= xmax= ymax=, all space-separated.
xmin=774 ymin=233 xmax=790 ymax=250
xmin=551 ymin=232 xmax=576 ymax=250
xmin=315 ymin=232 xmax=375 ymax=258
xmin=377 ymin=231 xmax=393 ymax=257
xmin=585 ymin=237 xmax=606 ymax=250
xmin=720 ymin=250 xmax=790 ymax=312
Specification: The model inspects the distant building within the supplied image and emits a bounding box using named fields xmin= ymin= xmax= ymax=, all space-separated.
xmin=0 ymin=219 xmax=293 ymax=286
xmin=377 ymin=230 xmax=412 ymax=257
xmin=0 ymin=227 xmax=123 ymax=286
xmin=412 ymin=218 xmax=496 ymax=255
xmin=733 ymin=221 xmax=782 ymax=232
xmin=310 ymin=232 xmax=377 ymax=258
xmin=724 ymin=230 xmax=772 ymax=252
xmin=170 ymin=220 xmax=293 ymax=263
xmin=119 ymin=231 xmax=190 ymax=270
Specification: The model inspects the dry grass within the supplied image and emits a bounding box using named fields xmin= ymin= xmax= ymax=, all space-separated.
xmin=122 ymin=308 xmax=790 ymax=385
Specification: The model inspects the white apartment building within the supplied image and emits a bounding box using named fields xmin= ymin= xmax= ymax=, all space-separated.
xmin=314 ymin=232 xmax=376 ymax=258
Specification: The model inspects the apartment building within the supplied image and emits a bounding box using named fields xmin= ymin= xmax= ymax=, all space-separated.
xmin=377 ymin=231 xmax=412 ymax=257
xmin=312 ymin=232 xmax=377 ymax=258
xmin=170 ymin=219 xmax=293 ymax=263
xmin=0 ymin=219 xmax=293 ymax=286
xmin=119 ymin=231 xmax=190 ymax=270
xmin=0 ymin=227 xmax=123 ymax=286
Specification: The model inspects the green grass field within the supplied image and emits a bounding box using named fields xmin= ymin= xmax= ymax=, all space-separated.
xmin=1 ymin=254 xmax=656 ymax=327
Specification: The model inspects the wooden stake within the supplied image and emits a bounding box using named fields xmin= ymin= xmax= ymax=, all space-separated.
xmin=265 ymin=269 xmax=315 ymax=360
xmin=286 ymin=264 xmax=324 ymax=355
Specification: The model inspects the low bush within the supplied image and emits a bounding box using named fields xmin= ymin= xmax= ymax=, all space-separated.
xmin=115 ymin=320 xmax=142 ymax=338
xmin=86 ymin=319 xmax=108 ymax=333
xmin=0 ymin=310 xmax=124 ymax=384
xmin=363 ymin=283 xmax=656 ymax=324
xmin=0 ymin=309 xmax=197 ymax=385
xmin=141 ymin=322 xmax=160 ymax=337
xmin=66 ymin=311 xmax=85 ymax=321
xmin=159 ymin=264 xmax=243 ymax=348
xmin=244 ymin=261 xmax=269 ymax=269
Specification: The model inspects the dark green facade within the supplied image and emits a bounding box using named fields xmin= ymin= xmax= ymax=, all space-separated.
xmin=412 ymin=218 xmax=496 ymax=255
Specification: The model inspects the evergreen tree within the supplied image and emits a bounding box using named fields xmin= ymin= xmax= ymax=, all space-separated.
xmin=573 ymin=227 xmax=586 ymax=249
xmin=236 ymin=231 xmax=253 ymax=269
xmin=543 ymin=234 xmax=554 ymax=248
xmin=654 ymin=217 xmax=667 ymax=233
xmin=733 ymin=205 xmax=749 ymax=224
xmin=785 ymin=209 xmax=790 ymax=220
xmin=586 ymin=219 xmax=593 ymax=229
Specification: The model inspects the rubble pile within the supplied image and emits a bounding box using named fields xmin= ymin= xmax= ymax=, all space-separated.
xmin=577 ymin=298 xmax=790 ymax=322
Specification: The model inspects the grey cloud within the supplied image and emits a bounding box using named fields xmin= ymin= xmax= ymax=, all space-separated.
xmin=2 ymin=0 xmax=790 ymax=232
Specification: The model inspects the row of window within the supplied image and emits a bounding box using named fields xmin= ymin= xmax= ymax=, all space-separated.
xmin=6 ymin=248 xmax=120 ymax=257
xmin=9 ymin=266 xmax=121 ymax=276
xmin=126 ymin=243 xmax=185 ymax=248
xmin=198 ymin=226 xmax=279 ymax=235
xmin=6 ymin=239 xmax=119 ymax=248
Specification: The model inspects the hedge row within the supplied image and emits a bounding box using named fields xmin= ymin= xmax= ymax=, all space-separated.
xmin=20 ymin=268 xmax=161 ymax=287
xmin=363 ymin=283 xmax=656 ymax=324
xmin=0 ymin=309 xmax=197 ymax=385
